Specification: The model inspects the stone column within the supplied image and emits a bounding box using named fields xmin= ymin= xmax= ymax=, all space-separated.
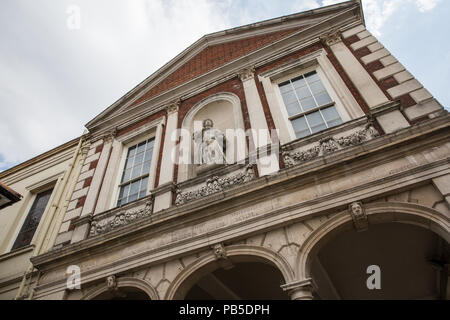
xmin=281 ymin=279 xmax=316 ymax=300
xmin=153 ymin=100 xmax=180 ymax=212
xmin=238 ymin=68 xmax=279 ymax=176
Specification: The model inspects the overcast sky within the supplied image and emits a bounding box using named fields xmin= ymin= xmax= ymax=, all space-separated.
xmin=0 ymin=0 xmax=448 ymax=172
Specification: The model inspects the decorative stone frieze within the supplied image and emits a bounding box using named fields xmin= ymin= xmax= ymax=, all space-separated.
xmin=282 ymin=124 xmax=379 ymax=168
xmin=175 ymin=165 xmax=255 ymax=206
xmin=348 ymin=201 xmax=368 ymax=231
xmin=89 ymin=199 xmax=153 ymax=237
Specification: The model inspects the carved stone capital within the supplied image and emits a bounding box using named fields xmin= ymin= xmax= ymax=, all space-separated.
xmin=212 ymin=243 xmax=227 ymax=260
xmin=281 ymin=278 xmax=316 ymax=300
xmin=238 ymin=67 xmax=256 ymax=82
xmin=102 ymin=128 xmax=117 ymax=143
xmin=348 ymin=201 xmax=368 ymax=231
xmin=167 ymin=99 xmax=181 ymax=114
xmin=80 ymin=142 xmax=91 ymax=157
xmin=320 ymin=30 xmax=342 ymax=47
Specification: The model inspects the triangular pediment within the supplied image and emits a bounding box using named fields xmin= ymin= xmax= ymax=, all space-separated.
xmin=86 ymin=1 xmax=362 ymax=133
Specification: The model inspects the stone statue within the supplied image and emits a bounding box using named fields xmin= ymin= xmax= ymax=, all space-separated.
xmin=193 ymin=119 xmax=226 ymax=165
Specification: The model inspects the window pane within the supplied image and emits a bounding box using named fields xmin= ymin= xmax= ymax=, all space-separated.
xmin=136 ymin=141 xmax=147 ymax=155
xmin=125 ymin=157 xmax=134 ymax=169
xmin=12 ymin=188 xmax=53 ymax=250
xmin=279 ymin=81 xmax=291 ymax=94
xmin=299 ymin=97 xmax=317 ymax=111
xmin=128 ymin=145 xmax=137 ymax=157
xmin=309 ymin=81 xmax=326 ymax=95
xmin=128 ymin=193 xmax=138 ymax=203
xmin=321 ymin=106 xmax=340 ymax=122
xmin=129 ymin=180 xmax=140 ymax=196
xmin=142 ymin=161 xmax=151 ymax=175
xmin=291 ymin=116 xmax=310 ymax=139
xmin=134 ymin=152 xmax=144 ymax=166
xmin=121 ymin=168 xmax=132 ymax=183
xmin=281 ymin=90 xmax=297 ymax=105
xmin=285 ymin=102 xmax=302 ymax=117
xmin=291 ymin=76 xmax=306 ymax=89
xmin=306 ymin=111 xmax=327 ymax=133
xmin=304 ymin=71 xmax=319 ymax=83
xmin=314 ymin=92 xmax=332 ymax=106
xmin=295 ymin=86 xmax=311 ymax=100
xmin=140 ymin=177 xmax=148 ymax=193
xmin=130 ymin=165 xmax=142 ymax=180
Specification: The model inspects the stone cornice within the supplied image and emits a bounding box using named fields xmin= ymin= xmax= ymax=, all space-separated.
xmin=31 ymin=114 xmax=450 ymax=274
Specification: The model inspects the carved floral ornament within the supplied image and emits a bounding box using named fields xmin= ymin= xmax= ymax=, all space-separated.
xmin=175 ymin=164 xmax=255 ymax=206
xmin=282 ymin=124 xmax=379 ymax=168
xmin=89 ymin=199 xmax=153 ymax=237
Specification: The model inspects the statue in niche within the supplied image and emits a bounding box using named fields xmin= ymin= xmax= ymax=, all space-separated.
xmin=193 ymin=119 xmax=227 ymax=166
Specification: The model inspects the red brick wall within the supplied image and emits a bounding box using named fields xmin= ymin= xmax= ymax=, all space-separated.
xmin=133 ymin=28 xmax=302 ymax=107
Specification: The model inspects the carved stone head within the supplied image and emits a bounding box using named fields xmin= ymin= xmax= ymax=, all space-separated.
xmin=203 ymin=119 xmax=214 ymax=129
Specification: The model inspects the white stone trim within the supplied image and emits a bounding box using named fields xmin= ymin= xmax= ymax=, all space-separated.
xmin=387 ymin=79 xmax=422 ymax=99
xmin=350 ymin=36 xmax=376 ymax=51
xmin=373 ymin=63 xmax=405 ymax=81
xmin=361 ymin=48 xmax=390 ymax=65
xmin=341 ymin=25 xmax=365 ymax=38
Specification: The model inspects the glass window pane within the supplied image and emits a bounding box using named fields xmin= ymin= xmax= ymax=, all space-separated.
xmin=291 ymin=116 xmax=310 ymax=138
xmin=142 ymin=161 xmax=151 ymax=175
xmin=128 ymin=146 xmax=137 ymax=157
xmin=304 ymin=71 xmax=319 ymax=83
xmin=327 ymin=118 xmax=343 ymax=128
xmin=129 ymin=180 xmax=140 ymax=195
xmin=295 ymin=86 xmax=311 ymax=100
xmin=128 ymin=193 xmax=138 ymax=203
xmin=130 ymin=165 xmax=142 ymax=180
xmin=281 ymin=90 xmax=297 ymax=105
xmin=136 ymin=141 xmax=147 ymax=155
xmin=125 ymin=157 xmax=134 ymax=169
xmin=309 ymin=81 xmax=326 ymax=95
xmin=299 ymin=97 xmax=317 ymax=111
xmin=122 ymin=168 xmax=132 ymax=183
xmin=279 ymin=81 xmax=292 ymax=94
xmin=139 ymin=191 xmax=147 ymax=199
xmin=134 ymin=152 xmax=144 ymax=166
xmin=12 ymin=188 xmax=53 ymax=250
xmin=285 ymin=102 xmax=302 ymax=117
xmin=291 ymin=76 xmax=306 ymax=89
xmin=306 ymin=111 xmax=325 ymax=128
xmin=144 ymin=148 xmax=153 ymax=162
xmin=314 ymin=92 xmax=332 ymax=106
xmin=321 ymin=106 xmax=340 ymax=122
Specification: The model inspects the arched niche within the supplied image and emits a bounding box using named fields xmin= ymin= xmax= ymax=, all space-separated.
xmin=178 ymin=93 xmax=245 ymax=182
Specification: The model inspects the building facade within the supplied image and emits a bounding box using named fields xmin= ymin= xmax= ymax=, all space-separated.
xmin=0 ymin=138 xmax=82 ymax=299
xmin=4 ymin=1 xmax=449 ymax=300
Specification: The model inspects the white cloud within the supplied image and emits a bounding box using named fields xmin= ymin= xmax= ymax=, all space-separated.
xmin=361 ymin=0 xmax=441 ymax=37
xmin=292 ymin=0 xmax=320 ymax=11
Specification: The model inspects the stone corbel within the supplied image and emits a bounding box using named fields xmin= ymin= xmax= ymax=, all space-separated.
xmin=102 ymin=127 xmax=118 ymax=143
xmin=348 ymin=201 xmax=369 ymax=232
xmin=166 ymin=99 xmax=181 ymax=115
xmin=237 ymin=67 xmax=256 ymax=82
xmin=281 ymin=278 xmax=317 ymax=300
xmin=212 ymin=243 xmax=228 ymax=260
xmin=106 ymin=275 xmax=118 ymax=291
xmin=320 ymin=30 xmax=342 ymax=47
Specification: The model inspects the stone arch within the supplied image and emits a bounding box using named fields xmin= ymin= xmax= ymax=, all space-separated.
xmin=178 ymin=92 xmax=246 ymax=182
xmin=81 ymin=277 xmax=159 ymax=300
xmin=164 ymin=244 xmax=295 ymax=300
xmin=296 ymin=201 xmax=450 ymax=281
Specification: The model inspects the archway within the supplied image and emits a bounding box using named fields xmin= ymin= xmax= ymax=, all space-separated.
xmin=297 ymin=202 xmax=450 ymax=300
xmin=91 ymin=286 xmax=151 ymax=300
xmin=166 ymin=245 xmax=294 ymax=300
xmin=81 ymin=277 xmax=159 ymax=300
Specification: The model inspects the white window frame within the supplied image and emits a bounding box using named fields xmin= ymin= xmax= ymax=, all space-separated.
xmin=109 ymin=118 xmax=163 ymax=209
xmin=259 ymin=49 xmax=364 ymax=144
